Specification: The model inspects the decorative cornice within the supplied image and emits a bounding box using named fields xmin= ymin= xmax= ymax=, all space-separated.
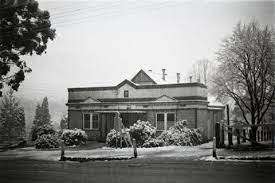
xmin=68 ymin=82 xmax=207 ymax=92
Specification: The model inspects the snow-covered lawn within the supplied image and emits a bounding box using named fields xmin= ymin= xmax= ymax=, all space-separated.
xmin=0 ymin=142 xmax=213 ymax=161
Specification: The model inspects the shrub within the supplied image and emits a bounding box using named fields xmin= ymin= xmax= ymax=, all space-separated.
xmin=129 ymin=120 xmax=156 ymax=147
xmin=61 ymin=128 xmax=88 ymax=146
xmin=142 ymin=138 xmax=165 ymax=148
xmin=35 ymin=134 xmax=60 ymax=149
xmin=31 ymin=124 xmax=56 ymax=141
xmin=159 ymin=120 xmax=203 ymax=146
xmin=106 ymin=129 xmax=131 ymax=148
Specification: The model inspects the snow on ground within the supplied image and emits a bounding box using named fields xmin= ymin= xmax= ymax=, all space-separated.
xmin=0 ymin=142 xmax=213 ymax=161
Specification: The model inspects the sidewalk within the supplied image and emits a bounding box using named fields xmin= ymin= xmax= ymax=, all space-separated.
xmin=201 ymin=141 xmax=275 ymax=161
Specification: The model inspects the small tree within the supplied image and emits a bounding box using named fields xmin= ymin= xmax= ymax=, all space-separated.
xmin=212 ymin=21 xmax=275 ymax=145
xmin=0 ymin=90 xmax=25 ymax=142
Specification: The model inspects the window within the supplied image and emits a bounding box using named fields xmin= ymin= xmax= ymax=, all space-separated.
xmin=124 ymin=90 xmax=129 ymax=98
xmin=156 ymin=113 xmax=176 ymax=131
xmin=84 ymin=114 xmax=90 ymax=129
xmin=92 ymin=114 xmax=99 ymax=129
xmin=156 ymin=113 xmax=165 ymax=131
xmin=167 ymin=113 xmax=175 ymax=122
xmin=83 ymin=113 xmax=99 ymax=130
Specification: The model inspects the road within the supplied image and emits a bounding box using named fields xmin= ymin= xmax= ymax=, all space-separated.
xmin=0 ymin=158 xmax=274 ymax=183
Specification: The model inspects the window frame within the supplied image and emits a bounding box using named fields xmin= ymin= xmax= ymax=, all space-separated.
xmin=156 ymin=113 xmax=166 ymax=131
xmin=124 ymin=90 xmax=129 ymax=98
xmin=155 ymin=112 xmax=176 ymax=131
xmin=82 ymin=113 xmax=99 ymax=130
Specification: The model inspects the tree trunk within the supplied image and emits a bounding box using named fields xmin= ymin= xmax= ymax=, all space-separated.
xmin=251 ymin=126 xmax=258 ymax=146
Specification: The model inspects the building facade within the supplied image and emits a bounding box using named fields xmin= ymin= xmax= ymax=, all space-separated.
xmin=67 ymin=69 xmax=224 ymax=141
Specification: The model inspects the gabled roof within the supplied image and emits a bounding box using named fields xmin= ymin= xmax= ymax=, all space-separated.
xmin=131 ymin=69 xmax=157 ymax=84
xmin=116 ymin=79 xmax=138 ymax=89
xmin=153 ymin=95 xmax=178 ymax=102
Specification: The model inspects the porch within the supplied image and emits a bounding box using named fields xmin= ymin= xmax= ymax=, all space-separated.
xmin=96 ymin=111 xmax=147 ymax=141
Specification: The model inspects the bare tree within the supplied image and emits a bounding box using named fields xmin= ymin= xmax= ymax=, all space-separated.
xmin=190 ymin=59 xmax=210 ymax=85
xmin=213 ymin=21 xmax=275 ymax=145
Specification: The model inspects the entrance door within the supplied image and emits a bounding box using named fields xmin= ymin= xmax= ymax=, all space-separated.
xmin=100 ymin=113 xmax=115 ymax=141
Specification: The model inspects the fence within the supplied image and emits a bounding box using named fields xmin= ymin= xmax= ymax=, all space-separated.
xmin=214 ymin=121 xmax=274 ymax=148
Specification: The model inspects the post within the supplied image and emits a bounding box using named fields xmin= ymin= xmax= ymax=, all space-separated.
xmin=215 ymin=123 xmax=220 ymax=148
xmin=226 ymin=105 xmax=233 ymax=147
xmin=221 ymin=125 xmax=225 ymax=147
xmin=236 ymin=129 xmax=240 ymax=145
xmin=228 ymin=127 xmax=233 ymax=147
xmin=133 ymin=138 xmax=137 ymax=158
xmin=213 ymin=137 xmax=217 ymax=159
xmin=242 ymin=129 xmax=246 ymax=143
xmin=60 ymin=140 xmax=65 ymax=161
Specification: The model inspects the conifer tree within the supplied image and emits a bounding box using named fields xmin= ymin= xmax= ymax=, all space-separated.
xmin=0 ymin=90 xmax=25 ymax=142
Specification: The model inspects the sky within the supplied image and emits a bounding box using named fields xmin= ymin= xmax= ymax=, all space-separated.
xmin=16 ymin=0 xmax=274 ymax=107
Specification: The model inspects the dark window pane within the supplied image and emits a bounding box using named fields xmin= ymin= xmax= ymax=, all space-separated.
xmin=92 ymin=114 xmax=99 ymax=121
xmin=167 ymin=113 xmax=175 ymax=121
xmin=92 ymin=114 xmax=99 ymax=129
xmin=157 ymin=113 xmax=164 ymax=121
xmin=124 ymin=90 xmax=129 ymax=98
xmin=156 ymin=113 xmax=165 ymax=130
xmin=84 ymin=114 xmax=90 ymax=129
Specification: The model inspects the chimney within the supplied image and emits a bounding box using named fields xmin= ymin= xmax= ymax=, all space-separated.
xmin=176 ymin=73 xmax=180 ymax=83
xmin=162 ymin=69 xmax=166 ymax=81
xmin=189 ymin=76 xmax=192 ymax=83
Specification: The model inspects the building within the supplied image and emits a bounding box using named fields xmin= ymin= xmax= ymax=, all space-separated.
xmin=67 ymin=69 xmax=224 ymax=141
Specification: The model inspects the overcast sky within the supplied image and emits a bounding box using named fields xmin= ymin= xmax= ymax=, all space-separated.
xmin=16 ymin=0 xmax=274 ymax=104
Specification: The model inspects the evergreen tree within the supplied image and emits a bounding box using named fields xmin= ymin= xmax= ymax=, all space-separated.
xmin=32 ymin=97 xmax=51 ymax=127
xmin=41 ymin=97 xmax=51 ymax=125
xmin=0 ymin=90 xmax=25 ymax=142
xmin=32 ymin=103 xmax=42 ymax=126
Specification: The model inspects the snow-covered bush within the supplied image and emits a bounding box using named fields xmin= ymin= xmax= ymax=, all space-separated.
xmin=142 ymin=138 xmax=165 ymax=148
xmin=106 ymin=129 xmax=131 ymax=148
xmin=31 ymin=124 xmax=56 ymax=141
xmin=61 ymin=128 xmax=88 ymax=146
xmin=35 ymin=134 xmax=60 ymax=149
xmin=129 ymin=120 xmax=156 ymax=147
xmin=159 ymin=120 xmax=203 ymax=146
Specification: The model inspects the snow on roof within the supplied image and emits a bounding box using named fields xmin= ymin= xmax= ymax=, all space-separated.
xmin=208 ymin=95 xmax=224 ymax=107
xmin=145 ymin=70 xmax=179 ymax=84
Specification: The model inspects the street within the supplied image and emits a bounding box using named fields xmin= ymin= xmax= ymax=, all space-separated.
xmin=0 ymin=159 xmax=274 ymax=183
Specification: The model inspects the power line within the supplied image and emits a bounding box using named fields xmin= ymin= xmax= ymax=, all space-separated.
xmin=0 ymin=1 xmax=180 ymax=38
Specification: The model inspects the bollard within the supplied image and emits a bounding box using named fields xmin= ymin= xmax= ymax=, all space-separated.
xmin=60 ymin=140 xmax=65 ymax=161
xmin=213 ymin=137 xmax=217 ymax=159
xmin=133 ymin=138 xmax=137 ymax=158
